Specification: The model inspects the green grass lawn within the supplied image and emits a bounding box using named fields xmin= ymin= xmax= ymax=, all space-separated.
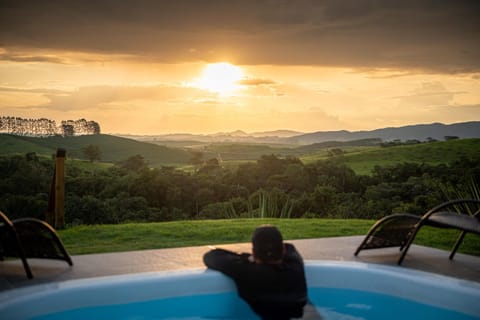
xmin=58 ymin=218 xmax=480 ymax=257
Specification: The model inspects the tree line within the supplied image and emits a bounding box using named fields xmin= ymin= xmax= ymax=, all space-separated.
xmin=0 ymin=117 xmax=100 ymax=137
xmin=0 ymin=152 xmax=478 ymax=226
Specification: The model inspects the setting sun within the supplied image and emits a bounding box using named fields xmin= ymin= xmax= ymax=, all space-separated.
xmin=195 ymin=62 xmax=244 ymax=95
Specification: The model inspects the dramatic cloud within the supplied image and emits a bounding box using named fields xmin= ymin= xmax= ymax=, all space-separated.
xmin=0 ymin=86 xmax=66 ymax=94
xmin=395 ymin=82 xmax=459 ymax=108
xmin=0 ymin=52 xmax=67 ymax=64
xmin=8 ymin=85 xmax=209 ymax=111
xmin=239 ymin=78 xmax=276 ymax=86
xmin=1 ymin=0 xmax=479 ymax=72
xmin=1 ymin=1 xmax=478 ymax=135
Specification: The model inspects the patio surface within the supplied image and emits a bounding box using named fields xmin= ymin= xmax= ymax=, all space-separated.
xmin=1 ymin=235 xmax=480 ymax=297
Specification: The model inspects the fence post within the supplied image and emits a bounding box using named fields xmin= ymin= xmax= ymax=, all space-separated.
xmin=55 ymin=148 xmax=66 ymax=229
xmin=46 ymin=148 xmax=66 ymax=229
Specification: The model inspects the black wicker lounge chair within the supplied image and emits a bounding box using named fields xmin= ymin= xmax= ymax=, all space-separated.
xmin=355 ymin=199 xmax=480 ymax=265
xmin=354 ymin=213 xmax=421 ymax=255
xmin=0 ymin=210 xmax=73 ymax=279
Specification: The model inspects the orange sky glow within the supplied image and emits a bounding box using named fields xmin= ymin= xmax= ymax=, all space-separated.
xmin=0 ymin=1 xmax=479 ymax=135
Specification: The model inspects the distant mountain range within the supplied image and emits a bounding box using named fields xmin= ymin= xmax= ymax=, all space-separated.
xmin=118 ymin=121 xmax=480 ymax=145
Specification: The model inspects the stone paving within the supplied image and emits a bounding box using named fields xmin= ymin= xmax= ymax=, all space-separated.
xmin=1 ymin=236 xmax=479 ymax=296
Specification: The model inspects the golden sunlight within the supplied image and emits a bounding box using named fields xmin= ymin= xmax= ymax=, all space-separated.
xmin=195 ymin=62 xmax=244 ymax=95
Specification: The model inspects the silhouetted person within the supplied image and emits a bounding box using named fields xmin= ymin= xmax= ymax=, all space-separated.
xmin=203 ymin=225 xmax=307 ymax=319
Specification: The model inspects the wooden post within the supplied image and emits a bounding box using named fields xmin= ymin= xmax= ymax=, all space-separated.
xmin=54 ymin=148 xmax=66 ymax=229
xmin=46 ymin=148 xmax=66 ymax=229
xmin=46 ymin=172 xmax=56 ymax=226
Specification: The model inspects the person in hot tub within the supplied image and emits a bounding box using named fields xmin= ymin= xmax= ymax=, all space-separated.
xmin=203 ymin=224 xmax=307 ymax=320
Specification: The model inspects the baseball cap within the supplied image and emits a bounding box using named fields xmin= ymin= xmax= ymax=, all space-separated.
xmin=251 ymin=225 xmax=284 ymax=262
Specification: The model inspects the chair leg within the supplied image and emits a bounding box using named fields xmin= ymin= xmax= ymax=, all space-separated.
xmin=12 ymin=233 xmax=33 ymax=279
xmin=56 ymin=239 xmax=73 ymax=266
xmin=449 ymin=231 xmax=467 ymax=260
xmin=398 ymin=241 xmax=411 ymax=265
xmin=354 ymin=236 xmax=370 ymax=256
xmin=398 ymin=224 xmax=422 ymax=265
xmin=47 ymin=225 xmax=74 ymax=266
xmin=19 ymin=255 xmax=33 ymax=279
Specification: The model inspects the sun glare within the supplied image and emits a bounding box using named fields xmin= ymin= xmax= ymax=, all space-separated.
xmin=195 ymin=62 xmax=244 ymax=95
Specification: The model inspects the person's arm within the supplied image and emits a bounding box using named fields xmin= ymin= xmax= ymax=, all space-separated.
xmin=203 ymin=248 xmax=250 ymax=277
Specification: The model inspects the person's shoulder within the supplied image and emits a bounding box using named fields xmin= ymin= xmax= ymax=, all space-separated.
xmin=284 ymin=243 xmax=298 ymax=252
xmin=283 ymin=243 xmax=304 ymax=263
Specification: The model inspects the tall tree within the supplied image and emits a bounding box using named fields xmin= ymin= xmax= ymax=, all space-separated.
xmin=82 ymin=144 xmax=101 ymax=162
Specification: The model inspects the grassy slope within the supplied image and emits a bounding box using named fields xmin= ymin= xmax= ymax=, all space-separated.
xmin=301 ymin=139 xmax=480 ymax=175
xmin=194 ymin=143 xmax=296 ymax=161
xmin=58 ymin=219 xmax=480 ymax=257
xmin=200 ymin=140 xmax=381 ymax=162
xmin=0 ymin=134 xmax=53 ymax=154
xmin=343 ymin=139 xmax=480 ymax=175
xmin=2 ymin=134 xmax=478 ymax=173
xmin=300 ymin=146 xmax=376 ymax=165
xmin=0 ymin=134 xmax=193 ymax=167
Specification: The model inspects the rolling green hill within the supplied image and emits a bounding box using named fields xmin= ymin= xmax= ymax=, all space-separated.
xmin=189 ymin=143 xmax=296 ymax=161
xmin=169 ymin=138 xmax=480 ymax=174
xmin=183 ymin=139 xmax=382 ymax=161
xmin=301 ymin=138 xmax=480 ymax=175
xmin=0 ymin=134 xmax=192 ymax=167
xmin=1 ymin=134 xmax=479 ymax=174
xmin=0 ymin=134 xmax=54 ymax=154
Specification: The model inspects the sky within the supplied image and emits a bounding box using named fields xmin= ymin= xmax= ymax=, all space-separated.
xmin=0 ymin=0 xmax=479 ymax=135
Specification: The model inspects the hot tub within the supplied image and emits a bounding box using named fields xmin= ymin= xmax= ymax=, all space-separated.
xmin=1 ymin=261 xmax=479 ymax=319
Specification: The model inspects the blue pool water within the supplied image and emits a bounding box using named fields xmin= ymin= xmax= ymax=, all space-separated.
xmin=1 ymin=262 xmax=479 ymax=320
xmin=29 ymin=288 xmax=477 ymax=320
xmin=31 ymin=292 xmax=257 ymax=320
xmin=309 ymin=288 xmax=477 ymax=320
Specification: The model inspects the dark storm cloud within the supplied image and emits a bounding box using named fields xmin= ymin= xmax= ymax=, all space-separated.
xmin=1 ymin=0 xmax=479 ymax=72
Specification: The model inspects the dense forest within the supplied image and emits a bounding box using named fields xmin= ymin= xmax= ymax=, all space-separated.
xmin=1 ymin=149 xmax=479 ymax=226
